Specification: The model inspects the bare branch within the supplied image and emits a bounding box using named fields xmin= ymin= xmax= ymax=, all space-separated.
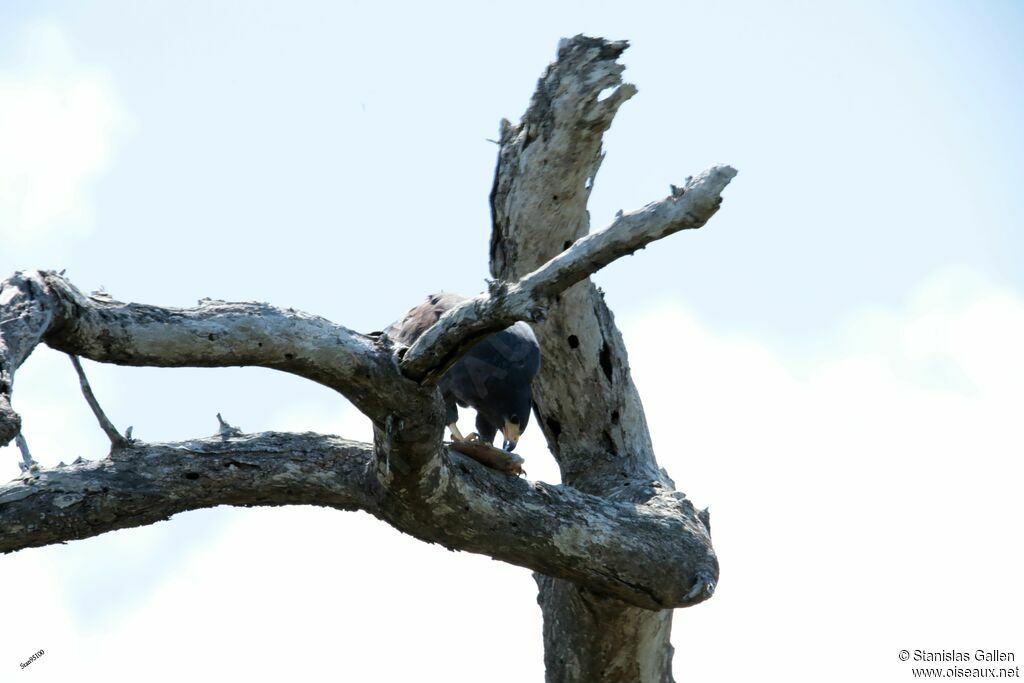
xmin=399 ymin=164 xmax=736 ymax=383
xmin=69 ymin=355 xmax=129 ymax=448
xmin=0 ymin=271 xmax=439 ymax=436
xmin=216 ymin=413 xmax=243 ymax=439
xmin=14 ymin=433 xmax=36 ymax=473
xmin=0 ymin=431 xmax=716 ymax=610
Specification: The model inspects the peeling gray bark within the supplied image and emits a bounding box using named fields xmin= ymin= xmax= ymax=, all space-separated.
xmin=0 ymin=34 xmax=734 ymax=681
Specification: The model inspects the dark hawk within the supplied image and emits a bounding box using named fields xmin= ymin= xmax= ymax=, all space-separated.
xmin=387 ymin=293 xmax=540 ymax=451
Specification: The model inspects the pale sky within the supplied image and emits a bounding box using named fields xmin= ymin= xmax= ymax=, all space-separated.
xmin=1 ymin=2 xmax=1022 ymax=681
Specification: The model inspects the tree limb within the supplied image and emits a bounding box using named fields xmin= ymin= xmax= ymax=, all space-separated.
xmin=0 ymin=271 xmax=436 ymax=441
xmin=69 ymin=355 xmax=130 ymax=448
xmin=14 ymin=433 xmax=36 ymax=472
xmin=0 ymin=431 xmax=716 ymax=610
xmin=399 ymin=165 xmax=736 ymax=384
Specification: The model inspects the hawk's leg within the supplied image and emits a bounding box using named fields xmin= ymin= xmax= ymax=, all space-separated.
xmin=444 ymin=391 xmax=464 ymax=442
xmin=448 ymin=423 xmax=465 ymax=441
xmin=475 ymin=414 xmax=499 ymax=446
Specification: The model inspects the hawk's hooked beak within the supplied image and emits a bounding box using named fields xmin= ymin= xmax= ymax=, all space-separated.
xmin=501 ymin=420 xmax=521 ymax=452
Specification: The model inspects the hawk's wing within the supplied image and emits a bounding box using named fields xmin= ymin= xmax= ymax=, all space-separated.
xmin=385 ymin=292 xmax=467 ymax=345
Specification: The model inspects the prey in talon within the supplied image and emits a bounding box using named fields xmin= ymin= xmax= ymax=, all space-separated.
xmin=386 ymin=293 xmax=541 ymax=459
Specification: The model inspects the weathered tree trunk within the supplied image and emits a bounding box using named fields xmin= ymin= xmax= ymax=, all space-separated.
xmin=489 ymin=37 xmax=709 ymax=681
xmin=536 ymin=577 xmax=676 ymax=682
xmin=0 ymin=35 xmax=734 ymax=681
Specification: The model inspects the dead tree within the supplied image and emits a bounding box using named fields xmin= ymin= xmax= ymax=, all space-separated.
xmin=0 ymin=36 xmax=735 ymax=681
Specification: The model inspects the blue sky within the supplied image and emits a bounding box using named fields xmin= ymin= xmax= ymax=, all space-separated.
xmin=3 ymin=1 xmax=1020 ymax=338
xmin=1 ymin=2 xmax=1022 ymax=681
